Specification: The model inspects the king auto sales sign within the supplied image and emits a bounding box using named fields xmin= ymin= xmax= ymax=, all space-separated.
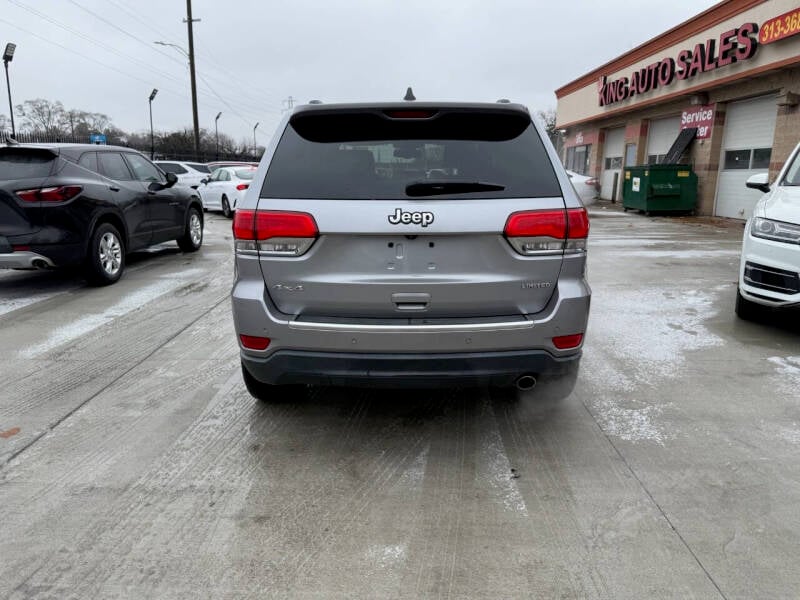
xmin=597 ymin=22 xmax=759 ymax=106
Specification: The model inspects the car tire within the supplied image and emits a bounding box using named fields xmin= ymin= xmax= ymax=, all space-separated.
xmin=222 ymin=195 xmax=232 ymax=219
xmin=85 ymin=222 xmax=125 ymax=286
xmin=241 ymin=362 xmax=307 ymax=402
xmin=735 ymin=288 xmax=762 ymax=321
xmin=177 ymin=206 xmax=203 ymax=252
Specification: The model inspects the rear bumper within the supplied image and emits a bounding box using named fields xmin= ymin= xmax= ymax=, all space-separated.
xmin=242 ymin=348 xmax=580 ymax=388
xmin=0 ymin=251 xmax=56 ymax=269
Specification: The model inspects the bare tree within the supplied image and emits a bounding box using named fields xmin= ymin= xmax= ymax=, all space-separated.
xmin=15 ymin=98 xmax=67 ymax=136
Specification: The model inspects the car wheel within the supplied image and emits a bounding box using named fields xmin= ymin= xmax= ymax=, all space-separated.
xmin=177 ymin=206 xmax=203 ymax=252
xmin=735 ymin=288 xmax=762 ymax=321
xmin=85 ymin=223 xmax=125 ymax=286
xmin=241 ymin=362 xmax=307 ymax=402
xmin=221 ymin=195 xmax=232 ymax=219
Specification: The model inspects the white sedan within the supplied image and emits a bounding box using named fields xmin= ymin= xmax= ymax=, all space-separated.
xmin=736 ymin=142 xmax=800 ymax=320
xmin=198 ymin=166 xmax=257 ymax=218
xmin=566 ymin=169 xmax=598 ymax=206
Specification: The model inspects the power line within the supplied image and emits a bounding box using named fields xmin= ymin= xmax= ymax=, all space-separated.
xmin=0 ymin=16 xmax=245 ymax=131
xmin=65 ymin=0 xmax=289 ymax=120
xmin=103 ymin=0 xmax=180 ymax=49
xmin=69 ymin=1 xmax=283 ymax=125
xmin=65 ymin=0 xmax=188 ymax=72
xmin=6 ymin=0 xmax=190 ymax=91
xmin=3 ymin=1 xmax=266 ymax=127
xmin=3 ymin=0 xmax=282 ymax=138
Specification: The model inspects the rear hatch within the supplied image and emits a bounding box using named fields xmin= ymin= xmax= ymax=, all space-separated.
xmin=0 ymin=147 xmax=60 ymax=239
xmin=252 ymin=106 xmax=575 ymax=319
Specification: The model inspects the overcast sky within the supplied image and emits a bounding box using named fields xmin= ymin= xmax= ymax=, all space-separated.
xmin=1 ymin=0 xmax=719 ymax=144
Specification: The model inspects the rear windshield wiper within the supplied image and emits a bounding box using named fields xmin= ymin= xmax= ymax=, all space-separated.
xmin=405 ymin=180 xmax=505 ymax=197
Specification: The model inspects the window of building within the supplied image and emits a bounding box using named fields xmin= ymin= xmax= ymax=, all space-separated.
xmin=565 ymin=144 xmax=591 ymax=175
xmin=751 ymin=148 xmax=772 ymax=169
xmin=723 ymin=148 xmax=771 ymax=170
xmin=625 ymin=144 xmax=637 ymax=167
xmin=647 ymin=154 xmax=666 ymax=165
xmin=604 ymin=156 xmax=622 ymax=169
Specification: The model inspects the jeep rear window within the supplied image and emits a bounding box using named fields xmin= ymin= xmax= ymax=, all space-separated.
xmin=260 ymin=110 xmax=562 ymax=199
xmin=0 ymin=148 xmax=57 ymax=180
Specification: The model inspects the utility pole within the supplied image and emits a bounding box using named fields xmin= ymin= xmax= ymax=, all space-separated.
xmin=184 ymin=0 xmax=201 ymax=161
xmin=282 ymin=96 xmax=295 ymax=112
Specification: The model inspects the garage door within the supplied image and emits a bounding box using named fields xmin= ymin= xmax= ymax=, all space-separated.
xmin=646 ymin=116 xmax=681 ymax=164
xmin=600 ymin=127 xmax=624 ymax=201
xmin=715 ymin=95 xmax=777 ymax=219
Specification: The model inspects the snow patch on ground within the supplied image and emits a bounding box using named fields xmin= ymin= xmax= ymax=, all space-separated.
xmin=19 ymin=278 xmax=192 ymax=358
xmin=607 ymin=249 xmax=740 ymax=259
xmin=364 ymin=544 xmax=407 ymax=569
xmin=594 ymin=403 xmax=666 ymax=444
xmin=0 ymin=293 xmax=60 ymax=318
xmin=767 ymin=356 xmax=800 ymax=397
xmin=477 ymin=400 xmax=528 ymax=516
xmin=777 ymin=425 xmax=800 ymax=445
xmin=580 ymin=286 xmax=723 ymax=444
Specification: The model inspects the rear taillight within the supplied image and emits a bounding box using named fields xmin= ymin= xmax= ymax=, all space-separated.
xmin=566 ymin=207 xmax=590 ymax=252
xmin=552 ymin=333 xmax=583 ymax=350
xmin=16 ymin=185 xmax=83 ymax=203
xmin=233 ymin=209 xmax=318 ymax=256
xmin=504 ymin=208 xmax=589 ymax=255
xmin=239 ymin=334 xmax=270 ymax=350
xmin=236 ymin=183 xmax=249 ymax=191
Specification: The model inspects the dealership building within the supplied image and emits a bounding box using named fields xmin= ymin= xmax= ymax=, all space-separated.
xmin=555 ymin=0 xmax=800 ymax=218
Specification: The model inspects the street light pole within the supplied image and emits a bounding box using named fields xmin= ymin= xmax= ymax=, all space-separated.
xmin=184 ymin=0 xmax=201 ymax=161
xmin=148 ymin=89 xmax=158 ymax=160
xmin=3 ymin=42 xmax=16 ymax=137
xmin=215 ymin=111 xmax=221 ymax=161
xmin=253 ymin=122 xmax=259 ymax=159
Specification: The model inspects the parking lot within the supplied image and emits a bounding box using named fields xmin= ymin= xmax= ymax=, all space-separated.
xmin=1 ymin=210 xmax=799 ymax=599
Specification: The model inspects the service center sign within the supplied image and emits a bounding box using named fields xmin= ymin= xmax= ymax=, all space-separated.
xmin=598 ymin=23 xmax=759 ymax=106
xmin=681 ymin=104 xmax=715 ymax=139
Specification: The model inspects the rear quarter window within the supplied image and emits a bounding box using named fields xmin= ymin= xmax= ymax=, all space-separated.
xmin=260 ymin=110 xmax=562 ymax=200
xmin=0 ymin=148 xmax=57 ymax=179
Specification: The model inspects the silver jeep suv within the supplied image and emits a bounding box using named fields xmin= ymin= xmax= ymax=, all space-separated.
xmin=231 ymin=101 xmax=590 ymax=397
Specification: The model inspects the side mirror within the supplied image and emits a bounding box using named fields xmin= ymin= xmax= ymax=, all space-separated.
xmin=745 ymin=172 xmax=770 ymax=193
xmin=165 ymin=172 xmax=179 ymax=188
xmin=200 ymin=178 xmax=209 ymax=185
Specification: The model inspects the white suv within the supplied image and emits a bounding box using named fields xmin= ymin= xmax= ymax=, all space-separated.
xmin=737 ymin=142 xmax=800 ymax=320
xmin=154 ymin=161 xmax=211 ymax=189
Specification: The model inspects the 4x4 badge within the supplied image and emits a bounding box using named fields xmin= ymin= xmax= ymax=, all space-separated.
xmin=388 ymin=208 xmax=434 ymax=227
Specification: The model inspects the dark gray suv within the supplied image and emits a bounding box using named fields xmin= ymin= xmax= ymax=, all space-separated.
xmin=231 ymin=101 xmax=590 ymax=397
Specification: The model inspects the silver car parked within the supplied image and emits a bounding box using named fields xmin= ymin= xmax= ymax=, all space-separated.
xmin=232 ymin=101 xmax=591 ymax=398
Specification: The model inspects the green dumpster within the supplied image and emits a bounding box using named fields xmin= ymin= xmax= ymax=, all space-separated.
xmin=622 ymin=164 xmax=698 ymax=215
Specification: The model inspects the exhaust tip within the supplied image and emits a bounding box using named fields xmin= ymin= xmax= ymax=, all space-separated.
xmin=32 ymin=259 xmax=50 ymax=269
xmin=515 ymin=375 xmax=537 ymax=391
